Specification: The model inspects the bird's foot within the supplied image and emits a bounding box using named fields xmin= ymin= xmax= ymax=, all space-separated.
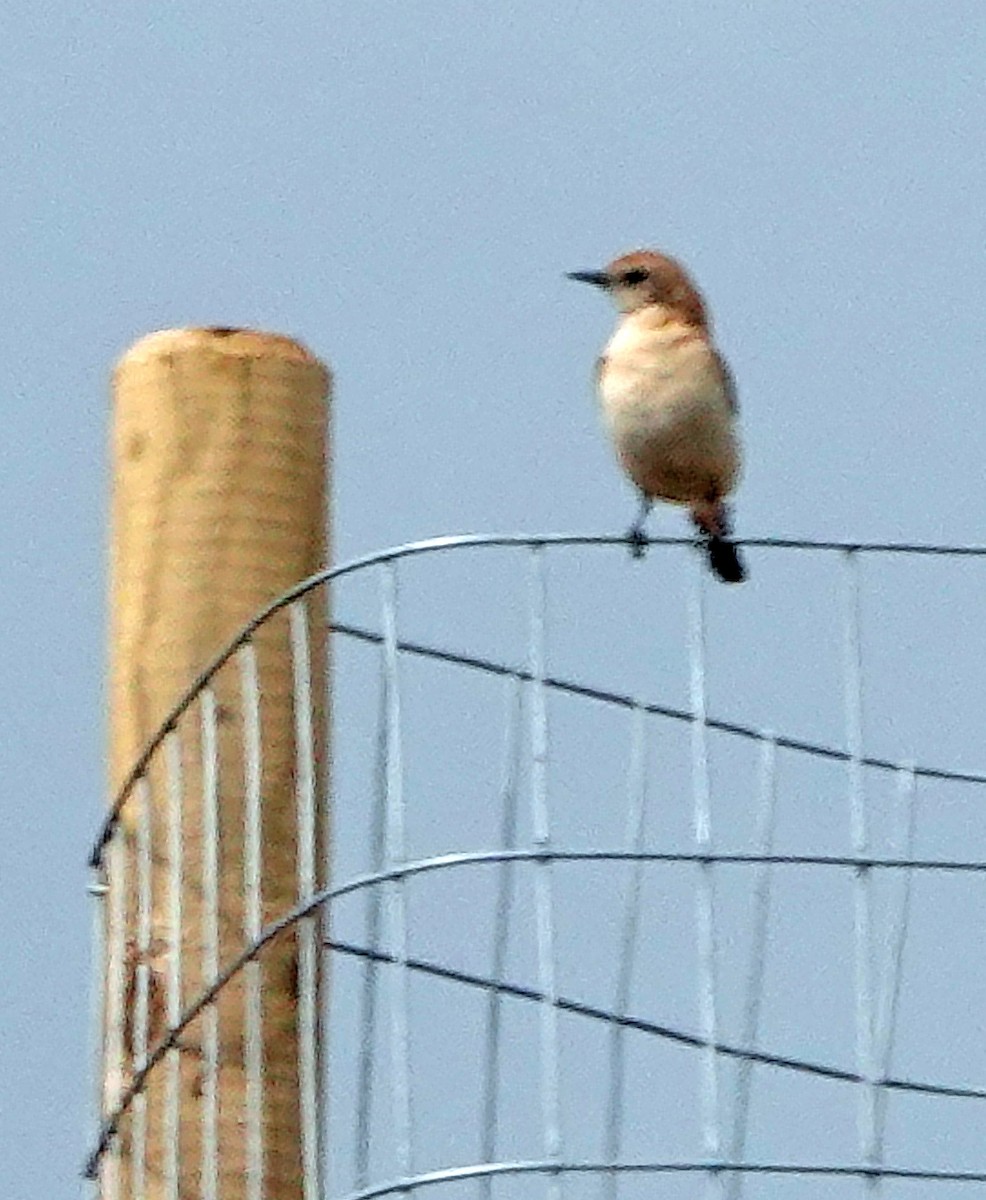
xmin=627 ymin=493 xmax=652 ymax=559
xmin=626 ymin=524 xmax=649 ymax=559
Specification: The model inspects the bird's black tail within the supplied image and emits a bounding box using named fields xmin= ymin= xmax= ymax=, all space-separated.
xmin=692 ymin=501 xmax=746 ymax=584
xmin=707 ymin=535 xmax=746 ymax=584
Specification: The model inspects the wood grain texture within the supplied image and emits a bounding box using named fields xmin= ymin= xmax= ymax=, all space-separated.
xmin=105 ymin=327 xmax=330 ymax=1200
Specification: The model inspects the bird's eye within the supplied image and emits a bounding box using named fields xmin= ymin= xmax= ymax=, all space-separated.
xmin=621 ymin=268 xmax=648 ymax=286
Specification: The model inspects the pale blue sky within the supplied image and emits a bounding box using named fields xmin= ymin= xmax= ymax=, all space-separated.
xmin=4 ymin=4 xmax=986 ymax=1196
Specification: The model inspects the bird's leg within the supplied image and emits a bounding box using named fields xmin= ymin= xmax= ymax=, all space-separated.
xmin=690 ymin=497 xmax=726 ymax=540
xmin=626 ymin=493 xmax=652 ymax=559
xmin=715 ymin=501 xmax=734 ymax=539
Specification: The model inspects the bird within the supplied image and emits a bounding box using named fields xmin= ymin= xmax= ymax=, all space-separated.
xmin=568 ymin=249 xmax=746 ymax=583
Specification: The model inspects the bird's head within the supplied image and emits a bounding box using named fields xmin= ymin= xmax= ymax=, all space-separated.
xmin=567 ymin=249 xmax=707 ymax=326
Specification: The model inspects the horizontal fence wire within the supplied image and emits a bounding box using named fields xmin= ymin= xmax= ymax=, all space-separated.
xmin=86 ymin=839 xmax=986 ymax=1177
xmin=326 ymin=622 xmax=986 ymax=788
xmin=319 ymin=935 xmax=986 ymax=1103
xmin=86 ymin=532 xmax=986 ymax=1195
xmin=90 ymin=530 xmax=986 ymax=863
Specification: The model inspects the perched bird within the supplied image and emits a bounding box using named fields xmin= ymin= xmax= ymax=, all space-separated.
xmin=568 ymin=250 xmax=746 ymax=583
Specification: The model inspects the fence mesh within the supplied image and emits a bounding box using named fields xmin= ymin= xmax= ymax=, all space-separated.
xmin=88 ymin=534 xmax=986 ymax=1198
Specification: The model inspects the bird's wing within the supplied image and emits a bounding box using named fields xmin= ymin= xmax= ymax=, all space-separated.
xmin=714 ymin=350 xmax=739 ymax=414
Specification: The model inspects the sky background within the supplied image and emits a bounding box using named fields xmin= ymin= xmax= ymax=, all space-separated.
xmin=4 ymin=3 xmax=986 ymax=1197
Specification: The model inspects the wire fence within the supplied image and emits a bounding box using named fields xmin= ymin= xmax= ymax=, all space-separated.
xmin=87 ymin=533 xmax=986 ymax=1198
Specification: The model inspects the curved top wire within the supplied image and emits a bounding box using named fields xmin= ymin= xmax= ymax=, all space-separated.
xmin=91 ymin=530 xmax=986 ymax=866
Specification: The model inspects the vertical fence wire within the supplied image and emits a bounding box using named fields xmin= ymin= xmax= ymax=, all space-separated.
xmin=602 ymin=702 xmax=649 ymax=1200
xmin=103 ymin=814 xmax=128 ymax=1200
xmin=240 ymin=641 xmax=266 ymax=1200
xmin=727 ymin=733 xmax=779 ymax=1200
xmin=528 ymin=546 xmax=561 ymax=1200
xmin=199 ymin=689 xmax=221 ymax=1200
xmin=872 ymin=765 xmax=919 ymax=1170
xmin=842 ymin=551 xmax=878 ymax=1185
xmin=291 ymin=599 xmax=323 ymax=1200
xmin=86 ymin=862 xmax=109 ymax=1200
xmin=130 ymin=776 xmax=153 ymax=1200
xmin=382 ymin=562 xmax=414 ymax=1184
xmin=354 ymin=650 xmax=390 ymax=1191
xmin=687 ymin=559 xmax=723 ymax=1194
xmin=164 ymin=732 xmax=185 ymax=1200
xmin=319 ymin=607 xmax=335 ymax=1200
xmin=480 ymin=675 xmax=524 ymax=1200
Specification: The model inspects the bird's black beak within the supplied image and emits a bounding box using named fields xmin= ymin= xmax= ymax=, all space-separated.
xmin=566 ymin=270 xmax=611 ymax=289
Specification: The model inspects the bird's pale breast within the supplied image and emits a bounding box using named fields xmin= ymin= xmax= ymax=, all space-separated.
xmin=597 ymin=313 xmax=739 ymax=503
